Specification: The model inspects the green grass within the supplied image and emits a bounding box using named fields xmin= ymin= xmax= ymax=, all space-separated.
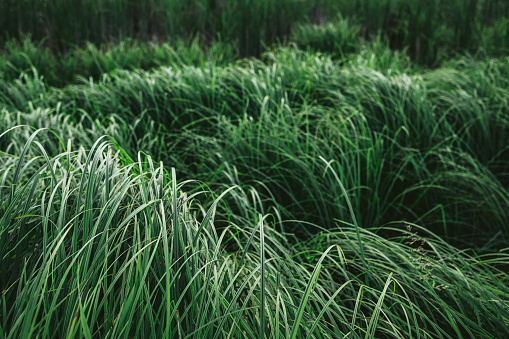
xmin=290 ymin=15 xmax=361 ymax=58
xmin=0 ymin=36 xmax=237 ymax=87
xmin=0 ymin=128 xmax=508 ymax=338
xmin=1 ymin=23 xmax=509 ymax=338
xmin=2 ymin=46 xmax=507 ymax=246
xmin=1 ymin=0 xmax=508 ymax=64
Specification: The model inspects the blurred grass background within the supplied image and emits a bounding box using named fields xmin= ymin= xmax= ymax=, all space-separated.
xmin=1 ymin=0 xmax=508 ymax=64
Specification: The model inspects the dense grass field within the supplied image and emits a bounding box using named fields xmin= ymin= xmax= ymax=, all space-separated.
xmin=1 ymin=0 xmax=509 ymax=63
xmin=1 ymin=2 xmax=509 ymax=338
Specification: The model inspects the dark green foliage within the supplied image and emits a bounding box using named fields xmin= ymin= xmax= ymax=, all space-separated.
xmin=291 ymin=15 xmax=361 ymax=57
xmin=317 ymin=0 xmax=509 ymax=64
xmin=1 ymin=45 xmax=508 ymax=247
xmin=1 ymin=0 xmax=508 ymax=63
xmin=0 ymin=36 xmax=237 ymax=86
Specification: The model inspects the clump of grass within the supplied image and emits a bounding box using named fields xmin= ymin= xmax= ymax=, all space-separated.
xmin=0 ymin=36 xmax=57 ymax=83
xmin=291 ymin=15 xmax=361 ymax=57
xmin=1 ymin=45 xmax=508 ymax=249
xmin=1 ymin=129 xmax=508 ymax=338
xmin=0 ymin=36 xmax=238 ymax=87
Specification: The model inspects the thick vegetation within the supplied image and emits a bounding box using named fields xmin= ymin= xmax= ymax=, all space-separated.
xmin=1 ymin=4 xmax=509 ymax=338
xmin=1 ymin=0 xmax=509 ymax=63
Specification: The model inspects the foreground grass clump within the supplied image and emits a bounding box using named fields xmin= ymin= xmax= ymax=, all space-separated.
xmin=0 ymin=130 xmax=508 ymax=338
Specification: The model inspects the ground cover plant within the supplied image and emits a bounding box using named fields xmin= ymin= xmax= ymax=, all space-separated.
xmin=1 ymin=4 xmax=509 ymax=338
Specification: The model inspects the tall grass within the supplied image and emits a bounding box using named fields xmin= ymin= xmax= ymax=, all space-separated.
xmin=1 ymin=45 xmax=508 ymax=248
xmin=1 ymin=36 xmax=509 ymax=337
xmin=0 ymin=128 xmax=508 ymax=337
xmin=0 ymin=36 xmax=237 ymax=87
xmin=291 ymin=15 xmax=361 ymax=58
xmin=315 ymin=0 xmax=509 ymax=64
xmin=0 ymin=0 xmax=318 ymax=57
xmin=1 ymin=0 xmax=508 ymax=62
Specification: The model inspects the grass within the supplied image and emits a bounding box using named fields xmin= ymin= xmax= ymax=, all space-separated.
xmin=0 ymin=36 xmax=237 ymax=87
xmin=1 ymin=0 xmax=509 ymax=64
xmin=290 ymin=15 xmax=361 ymax=58
xmin=2 ymin=46 xmax=507 ymax=245
xmin=0 ymin=128 xmax=508 ymax=338
xmin=1 ymin=12 xmax=509 ymax=338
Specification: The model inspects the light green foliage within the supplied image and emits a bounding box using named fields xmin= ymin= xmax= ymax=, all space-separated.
xmin=0 ymin=128 xmax=508 ymax=338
